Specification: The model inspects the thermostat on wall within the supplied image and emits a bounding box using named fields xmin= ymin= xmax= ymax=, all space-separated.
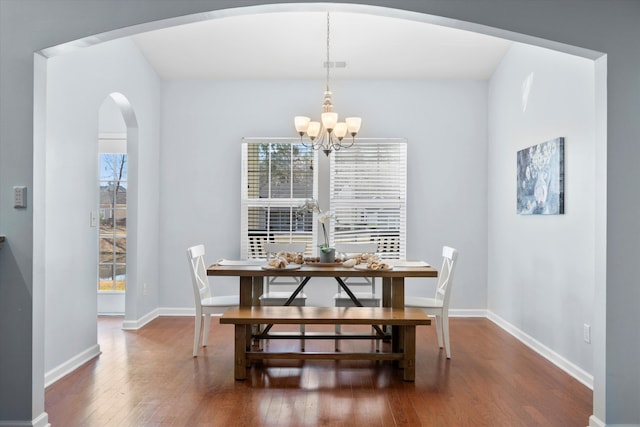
xmin=13 ymin=186 xmax=27 ymax=208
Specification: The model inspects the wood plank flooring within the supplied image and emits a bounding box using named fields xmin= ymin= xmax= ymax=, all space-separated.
xmin=45 ymin=316 xmax=592 ymax=426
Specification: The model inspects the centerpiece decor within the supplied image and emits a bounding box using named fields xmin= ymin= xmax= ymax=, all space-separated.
xmin=300 ymin=199 xmax=335 ymax=262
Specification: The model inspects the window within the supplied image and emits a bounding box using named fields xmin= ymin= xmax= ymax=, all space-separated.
xmin=241 ymin=139 xmax=318 ymax=258
xmin=98 ymin=146 xmax=127 ymax=291
xmin=241 ymin=138 xmax=407 ymax=260
xmin=330 ymin=139 xmax=407 ymax=259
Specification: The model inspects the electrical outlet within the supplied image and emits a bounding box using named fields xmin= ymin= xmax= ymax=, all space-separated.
xmin=583 ymin=324 xmax=591 ymax=343
xmin=13 ymin=186 xmax=27 ymax=208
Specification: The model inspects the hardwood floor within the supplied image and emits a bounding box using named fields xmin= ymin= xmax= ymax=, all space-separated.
xmin=45 ymin=316 xmax=592 ymax=426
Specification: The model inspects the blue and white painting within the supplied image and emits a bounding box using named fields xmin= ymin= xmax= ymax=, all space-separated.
xmin=517 ymin=137 xmax=564 ymax=215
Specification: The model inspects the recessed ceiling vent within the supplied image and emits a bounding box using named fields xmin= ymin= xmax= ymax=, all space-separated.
xmin=324 ymin=61 xmax=347 ymax=68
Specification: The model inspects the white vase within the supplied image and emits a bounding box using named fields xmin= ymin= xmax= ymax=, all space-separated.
xmin=319 ymin=248 xmax=335 ymax=263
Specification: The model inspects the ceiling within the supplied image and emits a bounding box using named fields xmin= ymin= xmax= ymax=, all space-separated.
xmin=131 ymin=11 xmax=512 ymax=80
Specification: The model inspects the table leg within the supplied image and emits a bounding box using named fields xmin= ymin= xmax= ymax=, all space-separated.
xmin=239 ymin=276 xmax=253 ymax=307
xmin=252 ymin=276 xmax=263 ymax=306
xmin=382 ymin=277 xmax=392 ymax=308
xmin=234 ymin=324 xmax=247 ymax=380
xmin=403 ymin=325 xmax=416 ymax=381
xmin=239 ymin=276 xmax=254 ymax=349
xmin=381 ymin=277 xmax=392 ymax=341
xmin=391 ymin=277 xmax=405 ymax=357
xmin=251 ymin=277 xmax=264 ymax=350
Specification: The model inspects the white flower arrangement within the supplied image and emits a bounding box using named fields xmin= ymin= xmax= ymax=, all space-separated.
xmin=299 ymin=199 xmax=335 ymax=253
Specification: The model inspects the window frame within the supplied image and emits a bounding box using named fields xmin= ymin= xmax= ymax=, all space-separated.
xmin=329 ymin=138 xmax=407 ymax=259
xmin=241 ymin=138 xmax=319 ymax=259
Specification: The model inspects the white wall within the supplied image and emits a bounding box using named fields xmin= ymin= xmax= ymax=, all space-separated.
xmin=44 ymin=37 xmax=162 ymax=374
xmin=159 ymin=79 xmax=488 ymax=309
xmin=488 ymin=44 xmax=596 ymax=373
xmin=99 ymin=97 xmax=127 ymax=134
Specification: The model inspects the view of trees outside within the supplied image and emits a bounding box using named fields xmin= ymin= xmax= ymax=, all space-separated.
xmin=99 ymin=153 xmax=127 ymax=291
xmin=245 ymin=142 xmax=315 ymax=257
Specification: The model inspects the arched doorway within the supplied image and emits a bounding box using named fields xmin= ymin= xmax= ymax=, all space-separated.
xmin=97 ymin=93 xmax=138 ymax=317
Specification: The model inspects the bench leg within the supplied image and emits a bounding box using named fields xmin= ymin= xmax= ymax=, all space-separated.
xmin=234 ymin=324 xmax=247 ymax=380
xmin=392 ymin=325 xmax=405 ymax=367
xmin=402 ymin=325 xmax=416 ymax=381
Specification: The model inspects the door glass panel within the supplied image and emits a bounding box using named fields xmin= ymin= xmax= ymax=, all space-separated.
xmin=99 ymin=238 xmax=114 ymax=263
xmin=98 ymin=152 xmax=127 ymax=292
xmin=98 ymin=264 xmax=115 ymax=291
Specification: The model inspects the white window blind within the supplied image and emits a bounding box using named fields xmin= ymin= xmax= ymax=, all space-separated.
xmin=330 ymin=139 xmax=407 ymax=259
xmin=241 ymin=139 xmax=318 ymax=258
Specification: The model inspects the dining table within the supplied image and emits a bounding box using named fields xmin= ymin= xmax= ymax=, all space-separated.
xmin=207 ymin=260 xmax=438 ymax=351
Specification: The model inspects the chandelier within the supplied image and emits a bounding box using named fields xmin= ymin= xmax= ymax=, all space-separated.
xmin=294 ymin=13 xmax=362 ymax=156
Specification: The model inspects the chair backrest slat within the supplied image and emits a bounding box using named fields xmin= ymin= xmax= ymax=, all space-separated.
xmin=187 ymin=244 xmax=211 ymax=307
xmin=435 ymin=246 xmax=458 ymax=304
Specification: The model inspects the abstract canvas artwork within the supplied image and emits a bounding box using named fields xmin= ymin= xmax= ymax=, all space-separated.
xmin=517 ymin=137 xmax=564 ymax=215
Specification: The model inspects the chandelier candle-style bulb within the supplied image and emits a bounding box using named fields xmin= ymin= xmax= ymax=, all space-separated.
xmin=307 ymin=121 xmax=321 ymax=140
xmin=346 ymin=117 xmax=362 ymax=137
xmin=321 ymin=112 xmax=338 ymax=132
xmin=334 ymin=122 xmax=347 ymax=140
xmin=295 ymin=116 xmax=311 ymax=136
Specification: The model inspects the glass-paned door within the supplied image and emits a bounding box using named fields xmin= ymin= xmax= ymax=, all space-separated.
xmin=99 ymin=153 xmax=127 ymax=291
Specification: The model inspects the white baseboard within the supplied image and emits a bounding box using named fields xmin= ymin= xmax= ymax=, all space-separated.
xmin=32 ymin=413 xmax=49 ymax=427
xmin=158 ymin=307 xmax=195 ymax=317
xmin=449 ymin=308 xmax=487 ymax=317
xmin=120 ymin=307 xmax=227 ymax=331
xmin=44 ymin=344 xmax=100 ymax=387
xmin=589 ymin=415 xmax=605 ymax=427
xmin=122 ymin=307 xmax=161 ymax=330
xmin=487 ymin=311 xmax=594 ymax=389
xmin=0 ymin=412 xmax=49 ymax=427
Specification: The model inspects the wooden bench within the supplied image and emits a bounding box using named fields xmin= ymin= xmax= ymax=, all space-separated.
xmin=219 ymin=306 xmax=431 ymax=381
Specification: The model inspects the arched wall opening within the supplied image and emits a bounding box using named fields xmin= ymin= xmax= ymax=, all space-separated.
xmin=31 ymin=2 xmax=608 ymax=425
xmin=97 ymin=93 xmax=139 ymax=318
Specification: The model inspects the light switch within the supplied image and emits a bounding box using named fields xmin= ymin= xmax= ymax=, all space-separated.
xmin=90 ymin=210 xmax=98 ymax=227
xmin=13 ymin=186 xmax=27 ymax=208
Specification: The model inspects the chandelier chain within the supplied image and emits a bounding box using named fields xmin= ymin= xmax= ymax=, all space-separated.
xmin=326 ymin=12 xmax=331 ymax=92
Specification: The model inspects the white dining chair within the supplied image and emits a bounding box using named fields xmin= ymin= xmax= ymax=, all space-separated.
xmin=259 ymin=242 xmax=307 ymax=348
xmin=187 ymin=244 xmax=239 ymax=357
xmin=333 ymin=241 xmax=379 ymax=350
xmin=405 ymin=246 xmax=458 ymax=358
